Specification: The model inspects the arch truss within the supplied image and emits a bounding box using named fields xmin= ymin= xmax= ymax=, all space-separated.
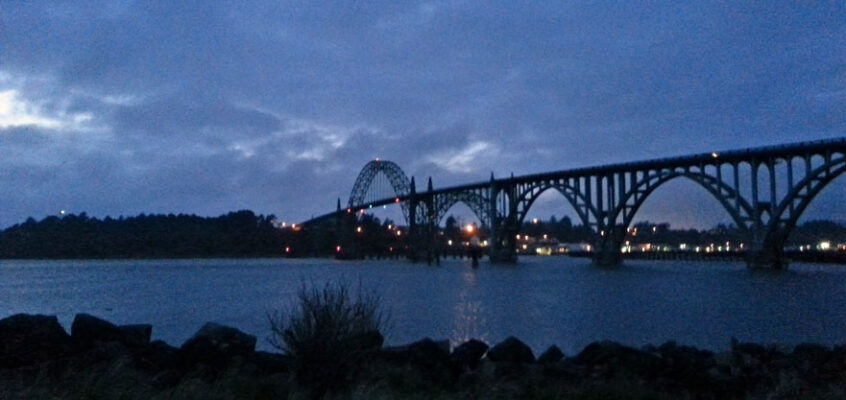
xmin=348 ymin=159 xmax=414 ymax=224
xmin=492 ymin=139 xmax=846 ymax=268
xmin=320 ymin=138 xmax=846 ymax=269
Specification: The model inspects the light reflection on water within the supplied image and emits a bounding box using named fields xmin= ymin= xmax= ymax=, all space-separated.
xmin=451 ymin=269 xmax=488 ymax=344
xmin=1 ymin=257 xmax=846 ymax=353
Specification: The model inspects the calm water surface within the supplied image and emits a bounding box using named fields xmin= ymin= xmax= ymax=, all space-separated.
xmin=2 ymin=257 xmax=845 ymax=353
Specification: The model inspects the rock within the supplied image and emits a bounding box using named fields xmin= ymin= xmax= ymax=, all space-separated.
xmin=118 ymin=324 xmax=153 ymax=347
xmin=252 ymin=351 xmax=290 ymax=374
xmin=487 ymin=336 xmax=535 ymax=363
xmin=179 ymin=322 xmax=257 ymax=367
xmin=574 ymin=340 xmax=662 ymax=378
xmin=451 ymin=339 xmax=489 ymax=370
xmin=151 ymin=369 xmax=183 ymax=389
xmin=537 ymin=345 xmax=564 ymax=364
xmin=137 ymin=340 xmax=179 ymax=372
xmin=791 ymin=343 xmax=830 ymax=379
xmin=0 ymin=313 xmax=72 ymax=368
xmin=406 ymin=338 xmax=451 ymax=367
xmin=657 ymin=341 xmax=716 ymax=391
xmin=70 ymin=313 xmax=152 ymax=349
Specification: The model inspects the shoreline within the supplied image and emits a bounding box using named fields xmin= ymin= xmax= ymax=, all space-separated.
xmin=2 ymin=313 xmax=845 ymax=399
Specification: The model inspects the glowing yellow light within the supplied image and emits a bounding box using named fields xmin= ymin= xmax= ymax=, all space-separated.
xmin=448 ymin=240 xmax=453 ymax=246
xmin=532 ymin=218 xmax=538 ymax=224
xmin=711 ymin=152 xmax=719 ymax=158
xmin=465 ymin=224 xmax=474 ymax=233
xmin=396 ymin=230 xmax=402 ymax=236
xmin=356 ymin=226 xmax=362 ymax=233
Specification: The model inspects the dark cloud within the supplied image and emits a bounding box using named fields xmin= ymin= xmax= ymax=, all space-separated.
xmin=1 ymin=1 xmax=844 ymax=228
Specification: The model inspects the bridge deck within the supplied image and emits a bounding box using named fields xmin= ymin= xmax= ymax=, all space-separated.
xmin=303 ymin=137 xmax=846 ymax=225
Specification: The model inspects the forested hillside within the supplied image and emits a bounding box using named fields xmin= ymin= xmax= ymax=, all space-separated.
xmin=0 ymin=211 xmax=284 ymax=259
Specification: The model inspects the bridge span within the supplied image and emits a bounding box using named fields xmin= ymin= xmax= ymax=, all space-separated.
xmin=302 ymin=137 xmax=846 ymax=269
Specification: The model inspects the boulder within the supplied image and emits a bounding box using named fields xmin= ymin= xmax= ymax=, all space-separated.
xmin=252 ymin=351 xmax=291 ymax=374
xmin=656 ymin=341 xmax=716 ymax=391
xmin=537 ymin=345 xmax=565 ymax=364
xmin=574 ymin=340 xmax=662 ymax=378
xmin=70 ymin=313 xmax=151 ymax=348
xmin=791 ymin=343 xmax=831 ymax=379
xmin=405 ymin=338 xmax=451 ymax=367
xmin=451 ymin=339 xmax=489 ymax=370
xmin=137 ymin=340 xmax=180 ymax=372
xmin=0 ymin=313 xmax=72 ymax=368
xmin=118 ymin=324 xmax=153 ymax=347
xmin=487 ymin=336 xmax=535 ymax=363
xmin=179 ymin=322 xmax=257 ymax=367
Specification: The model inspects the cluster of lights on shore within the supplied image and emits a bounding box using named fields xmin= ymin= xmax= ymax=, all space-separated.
xmin=278 ymin=214 xmax=841 ymax=255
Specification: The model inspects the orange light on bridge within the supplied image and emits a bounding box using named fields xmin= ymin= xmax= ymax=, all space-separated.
xmin=465 ymin=224 xmax=475 ymax=234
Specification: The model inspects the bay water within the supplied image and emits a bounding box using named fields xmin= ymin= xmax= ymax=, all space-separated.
xmin=2 ymin=257 xmax=845 ymax=354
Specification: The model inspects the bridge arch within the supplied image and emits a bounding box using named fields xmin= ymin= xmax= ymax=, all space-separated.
xmin=513 ymin=182 xmax=595 ymax=229
xmin=348 ymin=160 xmax=412 ymax=224
xmin=433 ymin=190 xmax=490 ymax=227
xmin=615 ymin=169 xmax=755 ymax=233
xmin=770 ymin=155 xmax=846 ymax=244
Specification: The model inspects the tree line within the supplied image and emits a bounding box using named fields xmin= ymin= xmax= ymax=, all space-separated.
xmin=0 ymin=211 xmax=284 ymax=259
xmin=2 ymin=210 xmax=843 ymax=259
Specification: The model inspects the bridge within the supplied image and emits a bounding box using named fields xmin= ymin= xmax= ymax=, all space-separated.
xmin=302 ymin=138 xmax=846 ymax=269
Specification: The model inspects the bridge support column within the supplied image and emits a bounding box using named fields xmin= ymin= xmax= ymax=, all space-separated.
xmin=489 ymin=222 xmax=517 ymax=263
xmin=592 ymin=226 xmax=625 ymax=267
xmin=488 ymin=177 xmax=516 ymax=263
xmin=745 ymin=230 xmax=789 ymax=270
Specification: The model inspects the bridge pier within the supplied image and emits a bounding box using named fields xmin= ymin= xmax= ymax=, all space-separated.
xmin=745 ymin=231 xmax=789 ymax=270
xmin=591 ymin=226 xmax=625 ymax=267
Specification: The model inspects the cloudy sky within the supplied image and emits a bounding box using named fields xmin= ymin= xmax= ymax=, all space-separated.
xmin=1 ymin=1 xmax=844 ymax=229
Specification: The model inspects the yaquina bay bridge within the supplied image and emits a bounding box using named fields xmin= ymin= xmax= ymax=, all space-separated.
xmin=303 ymin=138 xmax=846 ymax=269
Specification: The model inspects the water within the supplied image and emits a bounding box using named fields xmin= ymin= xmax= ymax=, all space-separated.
xmin=2 ymin=257 xmax=845 ymax=354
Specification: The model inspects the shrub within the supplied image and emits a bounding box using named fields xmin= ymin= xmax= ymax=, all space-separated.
xmin=268 ymin=282 xmax=387 ymax=398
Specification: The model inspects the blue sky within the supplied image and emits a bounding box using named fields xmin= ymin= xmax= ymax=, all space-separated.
xmin=1 ymin=1 xmax=844 ymax=228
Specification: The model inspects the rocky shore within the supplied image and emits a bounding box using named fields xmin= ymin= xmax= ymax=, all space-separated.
xmin=1 ymin=313 xmax=845 ymax=399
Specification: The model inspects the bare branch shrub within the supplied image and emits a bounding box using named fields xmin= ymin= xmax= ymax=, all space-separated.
xmin=268 ymin=281 xmax=387 ymax=398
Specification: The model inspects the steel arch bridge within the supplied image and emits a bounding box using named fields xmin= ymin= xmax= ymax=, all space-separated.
xmin=304 ymin=137 xmax=846 ymax=269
